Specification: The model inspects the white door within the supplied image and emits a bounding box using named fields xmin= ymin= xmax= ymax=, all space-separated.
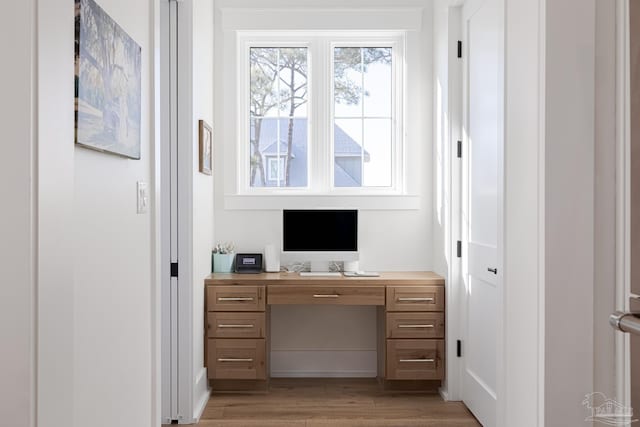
xmin=461 ymin=0 xmax=503 ymax=425
xmin=160 ymin=0 xmax=179 ymax=421
xmin=161 ymin=0 xmax=193 ymax=423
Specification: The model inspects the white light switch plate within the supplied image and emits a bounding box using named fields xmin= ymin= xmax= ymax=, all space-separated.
xmin=137 ymin=181 xmax=148 ymax=214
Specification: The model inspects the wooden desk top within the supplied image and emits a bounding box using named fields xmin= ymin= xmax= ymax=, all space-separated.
xmin=205 ymin=271 xmax=444 ymax=286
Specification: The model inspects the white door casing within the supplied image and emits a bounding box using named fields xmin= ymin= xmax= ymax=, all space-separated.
xmin=630 ymin=0 xmax=640 ymax=412
xmin=461 ymin=0 xmax=504 ymax=424
xmin=613 ymin=0 xmax=634 ymax=413
xmin=160 ymin=0 xmax=180 ymax=422
xmin=606 ymin=0 xmax=640 ymax=417
xmin=161 ymin=0 xmax=196 ymax=423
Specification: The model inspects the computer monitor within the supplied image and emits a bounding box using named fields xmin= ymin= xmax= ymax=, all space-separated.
xmin=282 ymin=209 xmax=359 ymax=272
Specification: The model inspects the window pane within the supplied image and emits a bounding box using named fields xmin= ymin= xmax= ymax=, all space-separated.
xmin=333 ymin=47 xmax=393 ymax=188
xmin=334 ymin=47 xmax=363 ymax=118
xmin=278 ymin=48 xmax=309 ymax=117
xmin=363 ymin=48 xmax=392 ymax=117
xmin=363 ymin=119 xmax=392 ymax=187
xmin=250 ymin=47 xmax=308 ymax=188
xmin=250 ymin=117 xmax=308 ymax=187
xmin=250 ymin=48 xmax=279 ymax=118
xmin=334 ymin=118 xmax=363 ymax=187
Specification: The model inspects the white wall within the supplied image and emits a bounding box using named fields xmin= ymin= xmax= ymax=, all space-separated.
xmin=37 ymin=0 xmax=76 ymax=425
xmin=432 ymin=0 xmax=462 ymax=399
xmin=72 ymin=0 xmax=153 ymax=425
xmin=544 ymin=1 xmax=596 ymax=425
xmin=502 ymin=0 xmax=545 ymax=424
xmin=191 ymin=0 xmax=215 ymax=416
xmin=432 ymin=2 xmax=451 ymax=280
xmin=36 ymin=0 xmax=157 ymax=426
xmin=0 ymin=2 xmax=37 ymax=426
xmin=212 ymin=0 xmax=434 ymax=376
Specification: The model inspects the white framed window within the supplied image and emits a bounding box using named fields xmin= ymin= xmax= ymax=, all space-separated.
xmin=237 ymin=32 xmax=404 ymax=195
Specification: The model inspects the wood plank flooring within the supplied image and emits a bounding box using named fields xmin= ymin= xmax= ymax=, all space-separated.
xmin=195 ymin=378 xmax=480 ymax=426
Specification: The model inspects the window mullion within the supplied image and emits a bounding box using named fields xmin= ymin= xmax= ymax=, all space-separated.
xmin=313 ymin=38 xmax=329 ymax=193
xmin=240 ymin=41 xmax=249 ymax=193
xmin=276 ymin=48 xmax=281 ymax=188
xmin=360 ymin=48 xmax=365 ymax=187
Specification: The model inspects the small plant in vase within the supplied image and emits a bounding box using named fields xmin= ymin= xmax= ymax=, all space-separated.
xmin=212 ymin=242 xmax=236 ymax=273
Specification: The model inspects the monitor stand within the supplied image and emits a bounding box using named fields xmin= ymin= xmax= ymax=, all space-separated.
xmin=299 ymin=261 xmax=342 ymax=277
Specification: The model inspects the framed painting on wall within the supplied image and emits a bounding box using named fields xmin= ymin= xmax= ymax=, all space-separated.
xmin=199 ymin=120 xmax=213 ymax=175
xmin=74 ymin=0 xmax=142 ymax=159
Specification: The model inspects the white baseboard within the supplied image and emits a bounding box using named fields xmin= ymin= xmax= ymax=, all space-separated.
xmin=271 ymin=370 xmax=377 ymax=378
xmin=192 ymin=367 xmax=210 ymax=423
xmin=439 ymin=387 xmax=450 ymax=401
xmin=270 ymin=350 xmax=377 ymax=378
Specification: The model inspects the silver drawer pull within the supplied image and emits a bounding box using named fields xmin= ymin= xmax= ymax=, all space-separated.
xmin=218 ymin=324 xmax=254 ymax=328
xmin=399 ymin=358 xmax=435 ymax=363
xmin=398 ymin=297 xmax=434 ymax=302
xmin=218 ymin=297 xmax=254 ymax=301
xmin=398 ymin=324 xmax=435 ymax=328
xmin=217 ymin=358 xmax=254 ymax=362
xmin=313 ymin=294 xmax=340 ymax=298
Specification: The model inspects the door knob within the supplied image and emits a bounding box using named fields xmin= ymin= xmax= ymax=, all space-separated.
xmin=487 ymin=268 xmax=497 ymax=274
xmin=609 ymin=311 xmax=640 ymax=336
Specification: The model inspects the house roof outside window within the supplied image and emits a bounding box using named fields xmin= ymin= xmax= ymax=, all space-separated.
xmin=252 ymin=118 xmax=369 ymax=187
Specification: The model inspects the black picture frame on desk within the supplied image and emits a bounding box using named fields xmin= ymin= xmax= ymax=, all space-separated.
xmin=235 ymin=253 xmax=263 ymax=274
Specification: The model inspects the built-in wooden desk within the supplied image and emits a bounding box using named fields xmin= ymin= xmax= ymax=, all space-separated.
xmin=204 ymin=271 xmax=445 ymax=391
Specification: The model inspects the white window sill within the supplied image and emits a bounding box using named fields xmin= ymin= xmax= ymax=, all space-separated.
xmin=223 ymin=194 xmax=420 ymax=211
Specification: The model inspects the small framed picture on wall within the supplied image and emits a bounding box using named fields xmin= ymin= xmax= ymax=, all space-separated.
xmin=199 ymin=120 xmax=212 ymax=175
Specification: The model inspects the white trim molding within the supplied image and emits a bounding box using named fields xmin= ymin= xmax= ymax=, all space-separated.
xmin=220 ymin=8 xmax=423 ymax=32
xmin=614 ymin=0 xmax=631 ymax=410
xmin=224 ymin=194 xmax=420 ymax=210
xmin=192 ymin=367 xmax=210 ymax=423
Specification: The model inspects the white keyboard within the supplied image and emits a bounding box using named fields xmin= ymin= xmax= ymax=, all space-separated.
xmin=343 ymin=271 xmax=380 ymax=277
xmin=299 ymin=272 xmax=343 ymax=277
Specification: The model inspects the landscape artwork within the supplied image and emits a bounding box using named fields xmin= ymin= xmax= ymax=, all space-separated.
xmin=75 ymin=0 xmax=142 ymax=159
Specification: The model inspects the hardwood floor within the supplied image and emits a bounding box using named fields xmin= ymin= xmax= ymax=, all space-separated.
xmin=195 ymin=378 xmax=480 ymax=426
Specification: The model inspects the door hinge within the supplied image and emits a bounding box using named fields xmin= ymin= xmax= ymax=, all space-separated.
xmin=170 ymin=262 xmax=179 ymax=278
xmin=457 ymin=41 xmax=462 ymax=58
xmin=456 ymin=241 xmax=462 ymax=258
xmin=457 ymin=340 xmax=462 ymax=357
xmin=457 ymin=140 xmax=462 ymax=158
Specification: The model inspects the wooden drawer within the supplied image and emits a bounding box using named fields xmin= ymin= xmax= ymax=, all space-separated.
xmin=207 ymin=286 xmax=265 ymax=312
xmin=207 ymin=338 xmax=266 ymax=380
xmin=386 ymin=339 xmax=444 ymax=380
xmin=386 ymin=286 xmax=444 ymax=312
xmin=386 ymin=312 xmax=445 ymax=339
xmin=267 ymin=285 xmax=385 ymax=305
xmin=207 ymin=312 xmax=265 ymax=338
